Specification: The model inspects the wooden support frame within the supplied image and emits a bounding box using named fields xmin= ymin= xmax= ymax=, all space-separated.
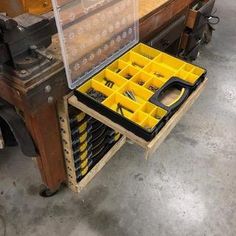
xmin=68 ymin=79 xmax=207 ymax=160
xmin=57 ymin=95 xmax=126 ymax=193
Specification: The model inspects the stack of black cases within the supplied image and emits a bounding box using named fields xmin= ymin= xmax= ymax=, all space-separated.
xmin=68 ymin=106 xmax=121 ymax=182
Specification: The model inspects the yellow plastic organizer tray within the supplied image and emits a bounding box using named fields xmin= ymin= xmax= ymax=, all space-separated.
xmin=76 ymin=43 xmax=206 ymax=139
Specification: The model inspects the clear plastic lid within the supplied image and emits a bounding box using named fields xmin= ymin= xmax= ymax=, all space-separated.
xmin=52 ymin=0 xmax=139 ymax=89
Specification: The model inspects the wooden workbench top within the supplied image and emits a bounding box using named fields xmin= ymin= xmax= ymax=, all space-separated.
xmin=139 ymin=0 xmax=170 ymax=19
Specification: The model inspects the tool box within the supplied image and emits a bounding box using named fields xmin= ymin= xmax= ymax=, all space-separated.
xmin=74 ymin=43 xmax=206 ymax=140
xmin=53 ymin=0 xmax=207 ymax=191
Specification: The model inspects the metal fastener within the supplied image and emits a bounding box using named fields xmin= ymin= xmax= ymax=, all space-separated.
xmin=48 ymin=96 xmax=54 ymax=104
xmin=20 ymin=70 xmax=27 ymax=74
xmin=45 ymin=85 xmax=52 ymax=93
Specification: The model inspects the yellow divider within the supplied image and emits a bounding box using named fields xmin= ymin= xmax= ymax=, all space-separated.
xmin=118 ymin=81 xmax=153 ymax=104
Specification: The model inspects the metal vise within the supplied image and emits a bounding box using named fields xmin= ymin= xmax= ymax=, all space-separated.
xmin=0 ymin=13 xmax=57 ymax=79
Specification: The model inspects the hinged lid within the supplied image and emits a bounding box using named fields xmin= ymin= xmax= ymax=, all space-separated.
xmin=52 ymin=0 xmax=139 ymax=89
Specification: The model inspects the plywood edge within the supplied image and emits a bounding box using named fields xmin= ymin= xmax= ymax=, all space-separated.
xmin=76 ymin=136 xmax=126 ymax=193
xmin=146 ymin=78 xmax=208 ymax=156
xmin=57 ymin=98 xmax=78 ymax=190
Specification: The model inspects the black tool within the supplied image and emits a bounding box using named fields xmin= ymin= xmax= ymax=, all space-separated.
xmin=116 ymin=103 xmax=134 ymax=116
xmin=137 ymin=80 xmax=145 ymax=85
xmin=148 ymin=85 xmax=159 ymax=92
xmin=123 ymin=90 xmax=136 ymax=101
xmin=104 ymin=78 xmax=114 ymax=88
xmin=132 ymin=62 xmax=143 ymax=68
xmin=86 ymin=88 xmax=107 ymax=102
xmin=154 ymin=72 xmax=164 ymax=78
xmin=124 ymin=73 xmax=132 ymax=79
xmin=115 ymin=68 xmax=121 ymax=73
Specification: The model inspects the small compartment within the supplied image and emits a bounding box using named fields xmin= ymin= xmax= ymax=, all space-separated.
xmin=144 ymin=62 xmax=174 ymax=80
xmin=141 ymin=116 xmax=159 ymax=132
xmin=119 ymin=65 xmax=139 ymax=80
xmin=154 ymin=53 xmax=183 ymax=70
xmin=120 ymin=51 xmax=151 ymax=69
xmin=144 ymin=77 xmax=166 ymax=93
xmin=180 ymin=63 xmax=195 ymax=72
xmin=78 ymin=80 xmax=113 ymax=103
xmin=118 ymin=81 xmax=153 ymax=104
xmin=151 ymin=107 xmax=168 ymax=120
xmin=185 ymin=73 xmax=199 ymax=84
xmin=107 ymin=60 xmax=128 ymax=73
xmin=131 ymin=111 xmax=148 ymax=125
xmin=174 ymin=69 xmax=189 ymax=80
xmin=191 ymin=67 xmax=205 ymax=76
xmin=131 ymin=71 xmax=153 ymax=86
xmin=132 ymin=43 xmax=161 ymax=60
xmin=93 ymin=69 xmax=127 ymax=91
xmin=102 ymin=93 xmax=139 ymax=119
xmin=140 ymin=102 xmax=156 ymax=115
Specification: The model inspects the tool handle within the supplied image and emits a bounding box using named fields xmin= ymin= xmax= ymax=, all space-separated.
xmin=149 ymin=77 xmax=193 ymax=113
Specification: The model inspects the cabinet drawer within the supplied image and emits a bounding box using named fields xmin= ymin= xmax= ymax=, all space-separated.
xmin=181 ymin=29 xmax=203 ymax=53
xmin=69 ymin=78 xmax=207 ymax=159
xmin=186 ymin=0 xmax=215 ymax=30
xmin=148 ymin=15 xmax=186 ymax=51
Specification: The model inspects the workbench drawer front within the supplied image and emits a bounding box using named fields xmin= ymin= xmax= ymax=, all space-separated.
xmin=186 ymin=0 xmax=215 ymax=31
xmin=148 ymin=15 xmax=186 ymax=51
xmin=180 ymin=30 xmax=204 ymax=53
xmin=69 ymin=44 xmax=207 ymax=158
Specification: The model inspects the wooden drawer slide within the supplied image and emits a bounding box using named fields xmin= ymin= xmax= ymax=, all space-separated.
xmin=69 ymin=78 xmax=207 ymax=159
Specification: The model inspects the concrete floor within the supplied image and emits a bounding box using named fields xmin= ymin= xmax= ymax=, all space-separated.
xmin=1 ymin=1 xmax=236 ymax=235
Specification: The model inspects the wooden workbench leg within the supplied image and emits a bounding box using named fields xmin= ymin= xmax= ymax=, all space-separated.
xmin=24 ymin=103 xmax=67 ymax=196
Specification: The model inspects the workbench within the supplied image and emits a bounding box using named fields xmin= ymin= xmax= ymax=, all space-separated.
xmin=0 ymin=0 xmax=195 ymax=195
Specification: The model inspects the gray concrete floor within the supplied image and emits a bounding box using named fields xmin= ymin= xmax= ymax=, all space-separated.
xmin=1 ymin=1 xmax=236 ymax=235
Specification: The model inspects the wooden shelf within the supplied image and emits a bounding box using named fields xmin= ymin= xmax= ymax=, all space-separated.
xmin=69 ymin=79 xmax=207 ymax=159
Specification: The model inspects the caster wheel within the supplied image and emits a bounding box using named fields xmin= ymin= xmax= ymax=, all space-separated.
xmin=39 ymin=187 xmax=59 ymax=198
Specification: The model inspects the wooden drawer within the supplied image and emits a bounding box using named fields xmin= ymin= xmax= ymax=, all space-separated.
xmin=180 ymin=29 xmax=204 ymax=53
xmin=69 ymin=78 xmax=207 ymax=159
xmin=186 ymin=0 xmax=215 ymax=31
xmin=148 ymin=15 xmax=186 ymax=51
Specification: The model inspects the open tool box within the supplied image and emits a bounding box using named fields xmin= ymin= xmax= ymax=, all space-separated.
xmin=74 ymin=43 xmax=206 ymax=141
xmin=53 ymin=0 xmax=207 ymax=191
